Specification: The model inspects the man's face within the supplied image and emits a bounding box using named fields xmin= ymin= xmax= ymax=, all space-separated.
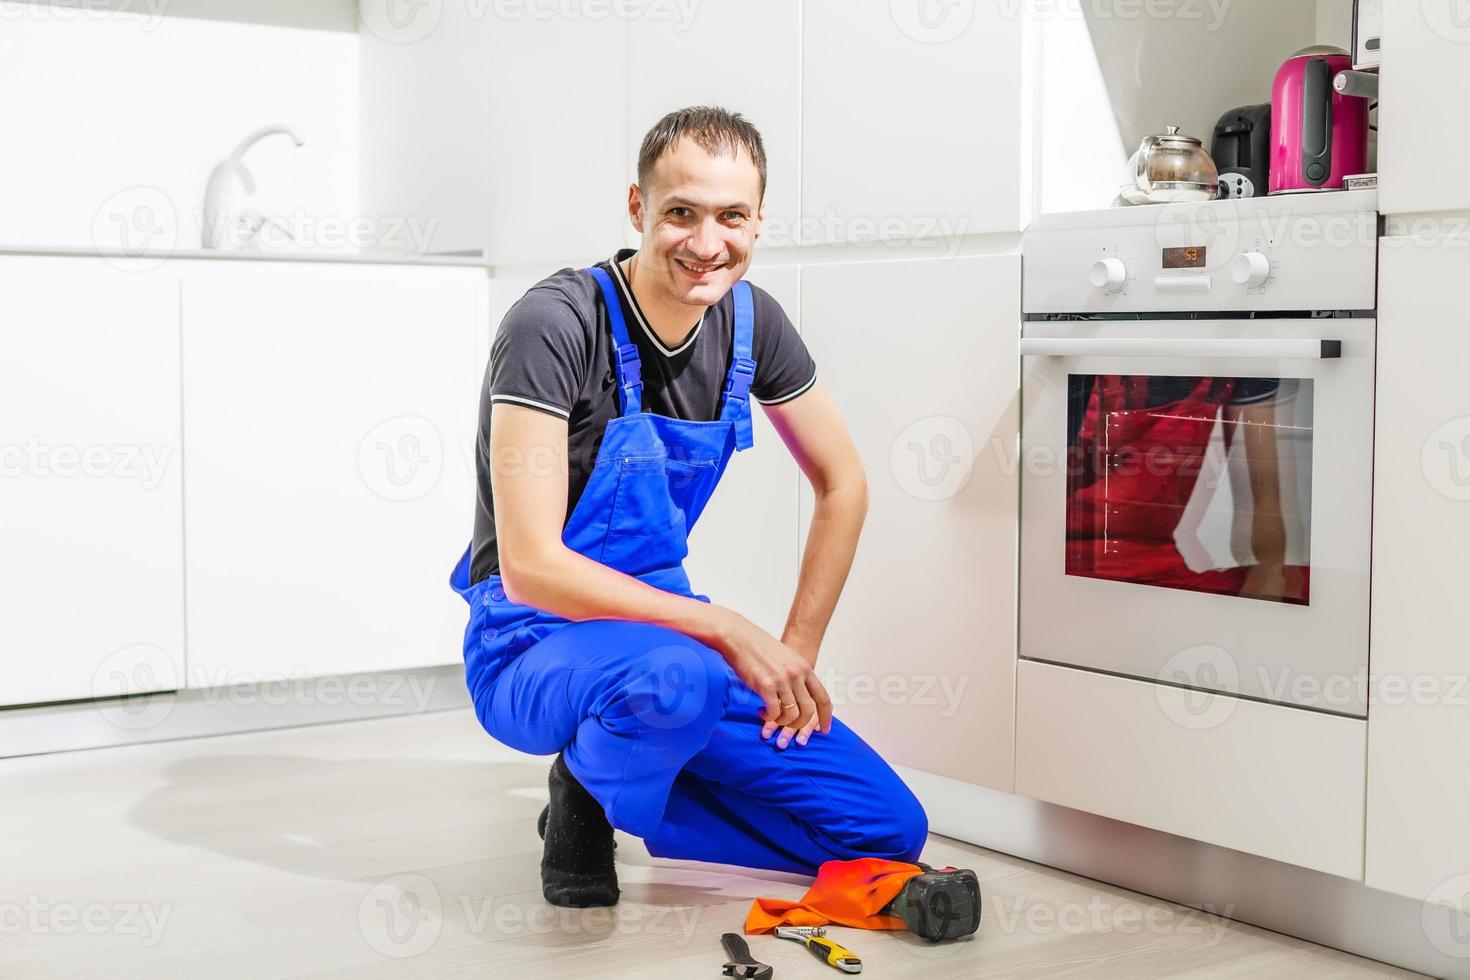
xmin=628 ymin=139 xmax=764 ymax=309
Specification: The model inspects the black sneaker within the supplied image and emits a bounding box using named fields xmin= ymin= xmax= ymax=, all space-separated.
xmin=538 ymin=752 xmax=620 ymax=908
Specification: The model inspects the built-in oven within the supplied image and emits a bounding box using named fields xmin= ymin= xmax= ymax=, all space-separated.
xmin=1019 ymin=192 xmax=1378 ymax=716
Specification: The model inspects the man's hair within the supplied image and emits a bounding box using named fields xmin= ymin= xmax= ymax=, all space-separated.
xmin=636 ymin=106 xmax=767 ymax=202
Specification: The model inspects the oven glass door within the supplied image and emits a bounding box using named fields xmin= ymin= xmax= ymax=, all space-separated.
xmin=1065 ymin=373 xmax=1313 ymax=605
xmin=1020 ymin=320 xmax=1373 ymax=715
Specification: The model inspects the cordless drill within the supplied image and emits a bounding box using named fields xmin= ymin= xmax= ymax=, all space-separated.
xmin=880 ymin=863 xmax=982 ymax=942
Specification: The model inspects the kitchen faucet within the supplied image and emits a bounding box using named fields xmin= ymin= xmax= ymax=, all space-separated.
xmin=202 ymin=125 xmax=306 ymax=249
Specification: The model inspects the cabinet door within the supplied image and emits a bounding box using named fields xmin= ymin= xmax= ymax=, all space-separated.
xmin=181 ymin=265 xmax=486 ymax=683
xmin=801 ymin=0 xmax=1024 ymax=242
xmin=626 ymin=0 xmax=801 ymax=238
xmin=0 ymin=262 xmax=185 ymax=707
xmin=1365 ymin=236 xmax=1470 ymax=903
xmin=486 ymin=12 xmax=628 ymax=267
xmin=683 ymin=265 xmax=802 ymax=637
xmin=798 ymin=255 xmax=1020 ymax=791
xmin=1378 ymin=2 xmax=1470 ymax=215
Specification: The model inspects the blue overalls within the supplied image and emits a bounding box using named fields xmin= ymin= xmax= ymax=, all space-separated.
xmin=449 ymin=266 xmax=927 ymax=876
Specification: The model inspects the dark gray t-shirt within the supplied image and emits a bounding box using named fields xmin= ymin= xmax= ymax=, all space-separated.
xmin=470 ymin=249 xmax=817 ymax=584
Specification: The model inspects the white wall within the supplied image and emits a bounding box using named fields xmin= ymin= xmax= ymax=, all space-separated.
xmin=0 ymin=0 xmax=359 ymax=252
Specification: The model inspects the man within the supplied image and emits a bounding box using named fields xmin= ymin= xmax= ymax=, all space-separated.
xmin=449 ymin=107 xmax=927 ymax=908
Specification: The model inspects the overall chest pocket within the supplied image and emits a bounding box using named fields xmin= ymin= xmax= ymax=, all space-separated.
xmin=599 ymin=454 xmax=719 ymax=572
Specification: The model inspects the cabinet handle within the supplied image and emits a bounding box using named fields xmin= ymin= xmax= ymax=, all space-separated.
xmin=1019 ymin=338 xmax=1341 ymax=359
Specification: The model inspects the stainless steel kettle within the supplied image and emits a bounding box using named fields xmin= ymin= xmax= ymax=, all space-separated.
xmin=1120 ymin=125 xmax=1220 ymax=205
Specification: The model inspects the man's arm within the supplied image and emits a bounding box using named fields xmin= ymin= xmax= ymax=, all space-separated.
xmin=490 ymin=402 xmax=832 ymax=737
xmin=761 ymin=380 xmax=868 ymax=667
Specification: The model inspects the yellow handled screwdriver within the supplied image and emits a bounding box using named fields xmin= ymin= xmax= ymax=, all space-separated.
xmin=772 ymin=926 xmax=862 ymax=974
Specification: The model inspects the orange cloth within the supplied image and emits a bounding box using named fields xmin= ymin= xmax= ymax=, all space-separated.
xmin=744 ymin=858 xmax=925 ymax=934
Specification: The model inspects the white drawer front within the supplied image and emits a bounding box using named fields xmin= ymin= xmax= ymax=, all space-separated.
xmin=1015 ymin=660 xmax=1366 ymax=879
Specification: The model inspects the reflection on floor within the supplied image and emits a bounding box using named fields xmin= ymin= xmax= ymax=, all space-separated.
xmin=0 ymin=709 xmax=1421 ymax=979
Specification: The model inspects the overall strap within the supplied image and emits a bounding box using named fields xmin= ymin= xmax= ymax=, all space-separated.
xmin=718 ymin=280 xmax=758 ymax=451
xmin=586 ymin=265 xmax=643 ymax=416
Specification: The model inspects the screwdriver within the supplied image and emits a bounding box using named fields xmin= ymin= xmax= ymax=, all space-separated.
xmin=772 ymin=925 xmax=862 ymax=974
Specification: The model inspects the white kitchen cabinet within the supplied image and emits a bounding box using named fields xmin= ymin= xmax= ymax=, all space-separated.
xmin=684 ymin=264 xmax=802 ymax=638
xmin=487 ymin=12 xmax=628 ymax=267
xmin=801 ymin=0 xmax=1025 ymax=242
xmin=625 ymin=0 xmax=801 ymax=240
xmin=1016 ymin=660 xmax=1367 ymax=880
xmin=358 ymin=1 xmax=491 ymax=257
xmin=798 ymin=254 xmax=1020 ymax=792
xmin=1377 ymin=2 xmax=1470 ymax=215
xmin=180 ymin=263 xmax=487 ymax=684
xmin=359 ymin=10 xmax=627 ymax=266
xmin=1365 ymin=236 xmax=1470 ymax=904
xmin=0 ymin=261 xmax=185 ymax=707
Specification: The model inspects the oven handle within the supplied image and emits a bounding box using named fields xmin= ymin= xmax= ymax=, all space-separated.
xmin=1019 ymin=338 xmax=1342 ymax=359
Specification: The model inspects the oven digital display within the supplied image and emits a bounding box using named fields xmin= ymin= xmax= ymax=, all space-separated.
xmin=1162 ymin=246 xmax=1206 ymax=269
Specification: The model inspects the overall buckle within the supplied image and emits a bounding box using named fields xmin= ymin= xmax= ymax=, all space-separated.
xmin=723 ymin=356 xmax=757 ymax=404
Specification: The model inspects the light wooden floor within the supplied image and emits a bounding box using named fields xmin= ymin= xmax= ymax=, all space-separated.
xmin=1 ymin=709 xmax=1420 ymax=979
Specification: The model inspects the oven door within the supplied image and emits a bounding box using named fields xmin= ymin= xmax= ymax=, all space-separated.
xmin=1019 ymin=317 xmax=1374 ymax=715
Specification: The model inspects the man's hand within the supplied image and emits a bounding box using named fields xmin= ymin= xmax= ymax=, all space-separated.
xmin=714 ymin=608 xmax=832 ymax=748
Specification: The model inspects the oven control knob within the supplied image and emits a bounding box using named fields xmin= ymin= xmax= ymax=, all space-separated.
xmin=1231 ymin=251 xmax=1271 ymax=287
xmin=1089 ymin=257 xmax=1128 ymax=292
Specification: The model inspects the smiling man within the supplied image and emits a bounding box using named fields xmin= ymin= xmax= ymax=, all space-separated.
xmin=449 ymin=107 xmax=927 ymax=907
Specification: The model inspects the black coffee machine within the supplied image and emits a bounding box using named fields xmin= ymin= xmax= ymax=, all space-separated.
xmin=1211 ymin=104 xmax=1271 ymax=199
